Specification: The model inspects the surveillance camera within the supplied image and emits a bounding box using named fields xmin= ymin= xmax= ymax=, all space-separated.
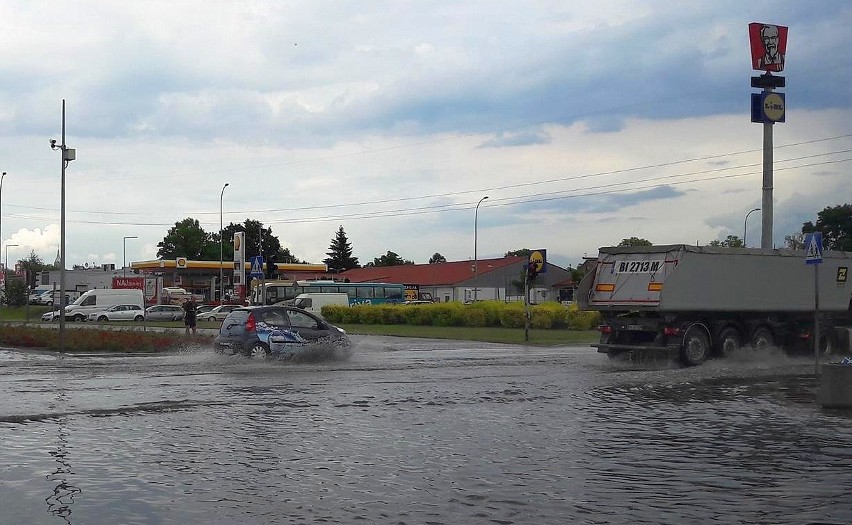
xmin=50 ymin=139 xmax=57 ymax=149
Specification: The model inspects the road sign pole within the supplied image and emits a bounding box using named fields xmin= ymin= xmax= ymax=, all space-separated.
xmin=804 ymin=231 xmax=823 ymax=378
xmin=814 ymin=263 xmax=820 ymax=377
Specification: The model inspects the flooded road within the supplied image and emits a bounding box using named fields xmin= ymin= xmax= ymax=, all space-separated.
xmin=1 ymin=336 xmax=851 ymax=524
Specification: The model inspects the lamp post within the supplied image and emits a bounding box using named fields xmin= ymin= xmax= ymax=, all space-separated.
xmin=123 ymin=236 xmax=138 ymax=277
xmin=744 ymin=208 xmax=761 ymax=248
xmin=473 ymin=196 xmax=489 ymax=302
xmin=219 ymin=183 xmax=229 ymax=303
xmin=3 ymin=242 xmax=17 ymax=313
xmin=0 ymin=172 xmax=6 ymax=253
xmin=51 ymin=99 xmax=76 ymax=353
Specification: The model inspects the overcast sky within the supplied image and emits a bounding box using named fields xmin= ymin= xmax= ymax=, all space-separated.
xmin=1 ymin=1 xmax=851 ymax=271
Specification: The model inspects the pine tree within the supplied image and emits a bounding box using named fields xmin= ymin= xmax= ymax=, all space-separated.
xmin=323 ymin=226 xmax=360 ymax=270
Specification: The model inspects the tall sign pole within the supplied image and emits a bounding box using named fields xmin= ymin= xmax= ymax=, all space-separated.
xmin=805 ymin=232 xmax=823 ymax=377
xmin=749 ymin=22 xmax=788 ymax=249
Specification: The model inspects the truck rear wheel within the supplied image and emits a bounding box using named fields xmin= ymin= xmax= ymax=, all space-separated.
xmin=681 ymin=325 xmax=710 ymax=366
xmin=717 ymin=327 xmax=742 ymax=357
xmin=818 ymin=328 xmax=838 ymax=356
xmin=751 ymin=326 xmax=775 ymax=351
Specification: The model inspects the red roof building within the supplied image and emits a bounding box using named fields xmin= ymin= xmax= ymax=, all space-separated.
xmin=341 ymin=255 xmax=573 ymax=303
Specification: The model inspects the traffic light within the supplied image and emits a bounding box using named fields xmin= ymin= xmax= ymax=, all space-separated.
xmin=527 ymin=261 xmax=538 ymax=279
xmin=266 ymin=254 xmax=277 ymax=278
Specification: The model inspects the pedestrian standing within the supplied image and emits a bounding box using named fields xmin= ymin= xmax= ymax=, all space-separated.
xmin=183 ymin=298 xmax=197 ymax=335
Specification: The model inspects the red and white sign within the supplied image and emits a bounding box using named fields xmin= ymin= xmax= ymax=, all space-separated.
xmin=112 ymin=277 xmax=144 ymax=289
xmin=749 ymin=22 xmax=788 ymax=72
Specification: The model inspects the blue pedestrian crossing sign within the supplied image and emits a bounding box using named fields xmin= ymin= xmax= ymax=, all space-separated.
xmin=250 ymin=256 xmax=264 ymax=277
xmin=804 ymin=232 xmax=823 ymax=265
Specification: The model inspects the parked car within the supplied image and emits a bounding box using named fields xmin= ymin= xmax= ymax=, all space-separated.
xmin=214 ymin=305 xmax=349 ymax=359
xmin=145 ymin=304 xmax=185 ymax=321
xmin=86 ymin=304 xmax=145 ymax=322
xmin=196 ymin=304 xmax=215 ymax=316
xmin=35 ymin=290 xmax=55 ymax=305
xmin=202 ymin=304 xmax=242 ymax=322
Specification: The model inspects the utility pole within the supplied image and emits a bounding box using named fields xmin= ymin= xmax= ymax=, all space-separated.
xmin=50 ymin=100 xmax=76 ymax=353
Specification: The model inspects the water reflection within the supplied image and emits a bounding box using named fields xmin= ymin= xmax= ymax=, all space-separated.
xmin=45 ymin=416 xmax=82 ymax=523
xmin=43 ymin=387 xmax=81 ymax=524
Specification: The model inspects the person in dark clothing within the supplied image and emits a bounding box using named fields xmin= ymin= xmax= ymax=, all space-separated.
xmin=183 ymin=298 xmax=197 ymax=335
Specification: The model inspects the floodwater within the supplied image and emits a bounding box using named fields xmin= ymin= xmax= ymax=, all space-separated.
xmin=1 ymin=337 xmax=851 ymax=524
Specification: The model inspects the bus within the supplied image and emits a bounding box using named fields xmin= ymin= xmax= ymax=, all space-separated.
xmin=250 ymin=280 xmax=405 ymax=306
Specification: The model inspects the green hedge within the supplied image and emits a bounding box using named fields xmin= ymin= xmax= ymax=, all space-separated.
xmin=0 ymin=325 xmax=211 ymax=352
xmin=322 ymin=301 xmax=601 ymax=330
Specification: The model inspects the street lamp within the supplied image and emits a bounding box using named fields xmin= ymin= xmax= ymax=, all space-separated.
xmin=219 ymin=182 xmax=229 ymax=303
xmin=473 ymin=196 xmax=489 ymax=302
xmin=2 ymin=242 xmax=17 ymax=312
xmin=0 ymin=172 xmax=6 ymax=252
xmin=123 ymin=236 xmax=138 ymax=277
xmin=744 ymin=208 xmax=761 ymax=248
xmin=51 ymin=99 xmax=76 ymax=353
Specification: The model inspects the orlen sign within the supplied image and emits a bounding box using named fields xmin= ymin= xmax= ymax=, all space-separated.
xmin=113 ymin=277 xmax=144 ymax=289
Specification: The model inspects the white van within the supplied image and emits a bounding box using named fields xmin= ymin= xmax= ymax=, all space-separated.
xmin=29 ymin=285 xmax=54 ymax=304
xmin=60 ymin=289 xmax=145 ymax=322
xmin=292 ymin=293 xmax=350 ymax=317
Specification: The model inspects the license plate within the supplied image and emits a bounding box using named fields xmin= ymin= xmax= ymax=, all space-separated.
xmin=626 ymin=324 xmax=644 ymax=331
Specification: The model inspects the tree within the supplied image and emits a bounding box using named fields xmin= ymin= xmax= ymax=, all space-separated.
xmin=3 ymin=277 xmax=26 ymax=306
xmin=801 ymin=204 xmax=852 ymax=251
xmin=708 ymin=235 xmax=744 ymax=248
xmin=368 ymin=251 xmax=414 ymax=267
xmin=17 ymin=250 xmax=50 ymax=289
xmin=323 ymin=226 xmax=359 ymax=270
xmin=157 ymin=218 xmax=211 ymax=259
xmin=429 ymin=252 xmax=447 ymax=264
xmin=617 ymin=237 xmax=653 ymax=247
xmin=784 ymin=232 xmax=805 ymax=250
xmin=505 ymin=249 xmax=532 ymax=257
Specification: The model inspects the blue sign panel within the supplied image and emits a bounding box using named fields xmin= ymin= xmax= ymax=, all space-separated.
xmin=804 ymin=232 xmax=823 ymax=265
xmin=250 ymin=255 xmax=264 ymax=277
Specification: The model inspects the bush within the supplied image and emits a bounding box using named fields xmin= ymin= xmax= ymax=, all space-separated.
xmin=327 ymin=300 xmax=600 ymax=332
xmin=463 ymin=307 xmax=487 ymax=327
xmin=566 ymin=303 xmax=602 ymax=330
xmin=402 ymin=304 xmax=433 ymax=325
xmin=0 ymin=325 xmax=210 ymax=352
xmin=499 ymin=303 xmax=526 ymax=328
xmin=422 ymin=303 xmax=456 ymax=326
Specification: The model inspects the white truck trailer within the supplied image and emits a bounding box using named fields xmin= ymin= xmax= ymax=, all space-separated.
xmin=577 ymin=244 xmax=852 ymax=365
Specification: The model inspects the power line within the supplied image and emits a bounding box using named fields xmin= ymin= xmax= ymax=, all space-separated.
xmin=8 ymin=133 xmax=852 ymax=220
xmin=15 ymin=155 xmax=851 ymax=228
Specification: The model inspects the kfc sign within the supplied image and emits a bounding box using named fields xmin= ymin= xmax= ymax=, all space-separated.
xmin=749 ymin=22 xmax=788 ymax=73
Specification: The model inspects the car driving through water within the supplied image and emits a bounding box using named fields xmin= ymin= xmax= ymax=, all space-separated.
xmin=214 ymin=305 xmax=350 ymax=359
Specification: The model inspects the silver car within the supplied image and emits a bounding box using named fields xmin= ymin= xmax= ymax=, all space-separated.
xmin=145 ymin=304 xmax=185 ymax=321
xmin=86 ymin=304 xmax=145 ymax=322
xmin=202 ymin=304 xmax=242 ymax=322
